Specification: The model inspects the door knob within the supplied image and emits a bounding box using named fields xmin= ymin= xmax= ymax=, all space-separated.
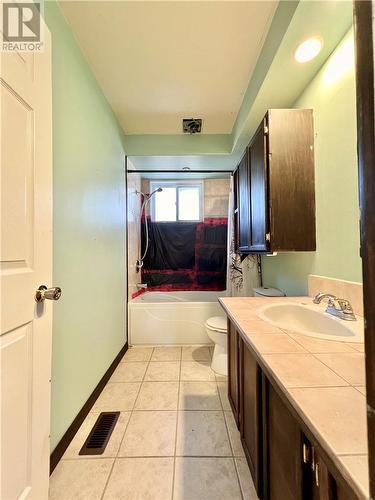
xmin=35 ymin=285 xmax=62 ymax=302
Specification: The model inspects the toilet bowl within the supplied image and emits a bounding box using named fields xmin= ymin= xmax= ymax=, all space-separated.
xmin=205 ymin=316 xmax=228 ymax=376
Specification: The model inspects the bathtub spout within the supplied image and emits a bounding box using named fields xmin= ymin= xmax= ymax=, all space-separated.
xmin=137 ymin=283 xmax=148 ymax=290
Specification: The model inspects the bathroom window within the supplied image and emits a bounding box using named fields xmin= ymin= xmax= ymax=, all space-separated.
xmin=151 ymin=181 xmax=203 ymax=222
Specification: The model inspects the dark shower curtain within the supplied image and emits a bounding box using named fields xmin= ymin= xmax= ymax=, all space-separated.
xmin=141 ymin=217 xmax=227 ymax=291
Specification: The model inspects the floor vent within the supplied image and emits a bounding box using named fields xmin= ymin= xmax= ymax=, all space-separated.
xmin=79 ymin=412 xmax=120 ymax=455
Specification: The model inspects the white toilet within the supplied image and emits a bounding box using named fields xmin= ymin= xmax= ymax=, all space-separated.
xmin=205 ymin=316 xmax=228 ymax=376
xmin=206 ymin=287 xmax=285 ymax=376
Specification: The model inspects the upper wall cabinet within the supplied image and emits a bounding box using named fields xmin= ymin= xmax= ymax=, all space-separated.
xmin=235 ymin=109 xmax=316 ymax=254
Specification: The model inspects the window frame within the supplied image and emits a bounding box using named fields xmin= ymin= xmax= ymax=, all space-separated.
xmin=150 ymin=180 xmax=204 ymax=223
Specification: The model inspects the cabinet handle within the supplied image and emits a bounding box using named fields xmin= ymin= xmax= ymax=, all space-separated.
xmin=302 ymin=443 xmax=310 ymax=463
xmin=315 ymin=463 xmax=320 ymax=487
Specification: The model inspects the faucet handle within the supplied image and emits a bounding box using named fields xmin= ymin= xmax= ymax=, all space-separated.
xmin=337 ymin=298 xmax=354 ymax=314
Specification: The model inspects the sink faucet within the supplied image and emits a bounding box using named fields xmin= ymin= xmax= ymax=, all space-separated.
xmin=313 ymin=293 xmax=356 ymax=321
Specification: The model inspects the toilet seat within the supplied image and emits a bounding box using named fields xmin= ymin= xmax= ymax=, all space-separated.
xmin=205 ymin=316 xmax=227 ymax=333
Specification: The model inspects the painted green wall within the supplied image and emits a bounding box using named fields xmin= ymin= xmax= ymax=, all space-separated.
xmin=45 ymin=2 xmax=127 ymax=450
xmin=262 ymin=29 xmax=362 ymax=295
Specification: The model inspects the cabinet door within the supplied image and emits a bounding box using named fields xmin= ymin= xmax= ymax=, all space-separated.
xmin=240 ymin=339 xmax=262 ymax=496
xmin=228 ymin=321 xmax=240 ymax=426
xmin=237 ymin=152 xmax=251 ymax=252
xmin=249 ymin=122 xmax=269 ymax=252
xmin=265 ymin=382 xmax=303 ymax=500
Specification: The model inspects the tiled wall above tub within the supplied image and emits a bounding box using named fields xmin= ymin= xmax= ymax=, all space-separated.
xmin=127 ymin=169 xmax=141 ymax=299
xmin=308 ymin=275 xmax=363 ymax=317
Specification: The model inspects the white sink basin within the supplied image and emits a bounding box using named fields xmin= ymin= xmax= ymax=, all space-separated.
xmin=258 ymin=302 xmax=364 ymax=342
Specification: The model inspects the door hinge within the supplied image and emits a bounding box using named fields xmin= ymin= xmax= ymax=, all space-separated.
xmin=264 ymin=125 xmax=269 ymax=135
xmin=265 ymin=232 xmax=271 ymax=242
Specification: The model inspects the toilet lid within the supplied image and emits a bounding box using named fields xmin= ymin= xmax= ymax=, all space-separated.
xmin=206 ymin=316 xmax=227 ymax=332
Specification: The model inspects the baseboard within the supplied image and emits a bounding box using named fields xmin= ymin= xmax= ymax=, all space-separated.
xmin=49 ymin=342 xmax=128 ymax=474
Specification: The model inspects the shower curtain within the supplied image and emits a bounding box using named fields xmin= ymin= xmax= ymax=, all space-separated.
xmin=226 ymin=176 xmax=260 ymax=296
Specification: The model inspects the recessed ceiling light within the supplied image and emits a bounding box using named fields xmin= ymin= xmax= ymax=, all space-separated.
xmin=295 ymin=38 xmax=322 ymax=63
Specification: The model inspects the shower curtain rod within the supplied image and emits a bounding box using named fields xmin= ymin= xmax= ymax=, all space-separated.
xmin=126 ymin=169 xmax=234 ymax=174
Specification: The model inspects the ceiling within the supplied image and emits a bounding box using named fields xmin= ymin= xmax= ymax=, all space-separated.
xmin=59 ymin=0 xmax=278 ymax=135
xmin=59 ymin=0 xmax=353 ymax=171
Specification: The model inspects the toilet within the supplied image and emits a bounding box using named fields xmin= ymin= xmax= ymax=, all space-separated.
xmin=205 ymin=316 xmax=228 ymax=376
xmin=206 ymin=287 xmax=286 ymax=376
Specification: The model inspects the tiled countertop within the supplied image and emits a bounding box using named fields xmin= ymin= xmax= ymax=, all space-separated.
xmin=219 ymin=296 xmax=369 ymax=499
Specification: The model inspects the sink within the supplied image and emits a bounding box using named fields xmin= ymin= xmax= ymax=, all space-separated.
xmin=258 ymin=302 xmax=364 ymax=342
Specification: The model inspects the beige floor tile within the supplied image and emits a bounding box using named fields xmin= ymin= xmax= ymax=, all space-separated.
xmin=235 ymin=458 xmax=259 ymax=500
xmin=315 ymin=353 xmax=366 ymax=386
xmin=92 ymin=383 xmax=140 ymax=412
xmin=289 ymin=334 xmax=359 ymax=353
xmin=176 ymin=411 xmax=231 ymax=456
xmin=49 ymin=459 xmax=113 ymax=500
xmin=338 ymin=455 xmax=369 ymax=499
xmin=289 ymin=387 xmax=368 ymax=454
xmin=217 ymin=381 xmax=231 ymax=411
xmin=182 ymin=346 xmax=211 ymax=361
xmin=119 ymin=411 xmax=176 ymax=456
xmin=63 ymin=412 xmax=130 ymax=459
xmin=110 ymin=362 xmax=148 ymax=383
xmin=224 ymin=411 xmax=245 ymax=457
xmin=144 ymin=361 xmax=180 ymax=381
xmin=181 ymin=361 xmax=216 ymax=381
xmin=249 ymin=334 xmax=306 ymax=354
xmin=103 ymin=457 xmax=174 ymax=500
xmin=263 ymin=354 xmax=349 ymax=388
xmin=179 ymin=381 xmax=221 ymax=410
xmin=173 ymin=457 xmax=242 ymax=500
xmin=151 ymin=346 xmax=181 ymax=361
xmin=134 ymin=381 xmax=179 ymax=410
xmin=123 ymin=347 xmax=153 ymax=362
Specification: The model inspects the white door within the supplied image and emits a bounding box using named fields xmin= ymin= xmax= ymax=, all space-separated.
xmin=1 ymin=19 xmax=53 ymax=500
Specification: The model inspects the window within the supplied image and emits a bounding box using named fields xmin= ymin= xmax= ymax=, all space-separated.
xmin=151 ymin=181 xmax=203 ymax=222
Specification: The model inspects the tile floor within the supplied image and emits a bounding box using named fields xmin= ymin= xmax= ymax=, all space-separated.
xmin=49 ymin=346 xmax=258 ymax=500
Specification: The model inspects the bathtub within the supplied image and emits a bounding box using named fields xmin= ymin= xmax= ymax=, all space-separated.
xmin=128 ymin=291 xmax=226 ymax=345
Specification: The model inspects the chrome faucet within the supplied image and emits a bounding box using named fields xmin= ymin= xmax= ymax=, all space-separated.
xmin=313 ymin=292 xmax=356 ymax=321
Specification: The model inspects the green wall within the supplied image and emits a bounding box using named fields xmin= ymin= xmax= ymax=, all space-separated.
xmin=45 ymin=2 xmax=127 ymax=450
xmin=262 ymin=29 xmax=361 ymax=295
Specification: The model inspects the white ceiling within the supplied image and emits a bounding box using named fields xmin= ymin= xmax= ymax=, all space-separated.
xmin=59 ymin=0 xmax=278 ymax=135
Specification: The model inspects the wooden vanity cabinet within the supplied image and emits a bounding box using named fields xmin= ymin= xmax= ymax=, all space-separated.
xmin=235 ymin=108 xmax=316 ymax=254
xmin=264 ymin=381 xmax=304 ymax=500
xmin=226 ymin=319 xmax=360 ymax=500
xmin=240 ymin=339 xmax=262 ymax=494
xmin=227 ymin=320 xmax=240 ymax=426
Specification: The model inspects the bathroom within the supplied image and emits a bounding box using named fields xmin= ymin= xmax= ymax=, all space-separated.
xmin=1 ymin=1 xmax=374 ymax=499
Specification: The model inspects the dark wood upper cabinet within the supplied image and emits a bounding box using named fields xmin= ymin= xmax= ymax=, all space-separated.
xmin=235 ymin=109 xmax=316 ymax=254
xmin=237 ymin=152 xmax=251 ymax=252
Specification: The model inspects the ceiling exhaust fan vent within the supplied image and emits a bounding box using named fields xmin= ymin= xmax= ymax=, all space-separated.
xmin=183 ymin=118 xmax=202 ymax=134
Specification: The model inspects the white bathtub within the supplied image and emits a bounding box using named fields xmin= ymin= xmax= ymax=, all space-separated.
xmin=128 ymin=291 xmax=226 ymax=345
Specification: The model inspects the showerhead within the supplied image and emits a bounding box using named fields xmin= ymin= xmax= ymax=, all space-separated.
xmin=148 ymin=187 xmax=163 ymax=197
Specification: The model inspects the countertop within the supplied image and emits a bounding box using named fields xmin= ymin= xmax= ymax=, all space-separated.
xmin=219 ymin=296 xmax=369 ymax=499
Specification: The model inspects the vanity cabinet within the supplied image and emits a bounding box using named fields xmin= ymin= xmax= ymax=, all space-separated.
xmin=264 ymin=381 xmax=304 ymax=500
xmin=227 ymin=320 xmax=240 ymax=425
xmin=227 ymin=320 xmax=361 ymax=500
xmin=240 ymin=340 xmax=262 ymax=492
xmin=234 ymin=109 xmax=316 ymax=254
